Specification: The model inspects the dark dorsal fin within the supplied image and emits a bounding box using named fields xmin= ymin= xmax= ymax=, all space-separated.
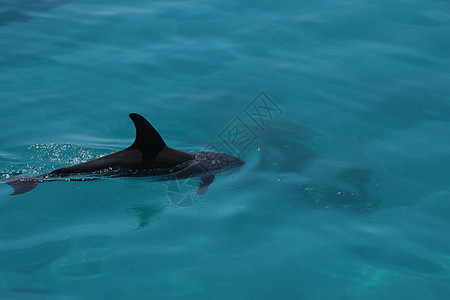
xmin=129 ymin=113 xmax=166 ymax=151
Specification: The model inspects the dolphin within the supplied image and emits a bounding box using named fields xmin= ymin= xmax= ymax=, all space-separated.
xmin=1 ymin=113 xmax=244 ymax=196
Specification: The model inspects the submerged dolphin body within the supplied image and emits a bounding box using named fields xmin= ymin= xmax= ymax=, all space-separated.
xmin=1 ymin=113 xmax=244 ymax=196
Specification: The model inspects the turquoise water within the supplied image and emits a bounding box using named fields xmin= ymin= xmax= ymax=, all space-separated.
xmin=1 ymin=0 xmax=450 ymax=298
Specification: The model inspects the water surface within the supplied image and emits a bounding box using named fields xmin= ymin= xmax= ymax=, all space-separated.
xmin=0 ymin=0 xmax=449 ymax=299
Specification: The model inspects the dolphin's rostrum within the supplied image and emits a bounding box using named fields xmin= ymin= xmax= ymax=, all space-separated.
xmin=1 ymin=113 xmax=244 ymax=196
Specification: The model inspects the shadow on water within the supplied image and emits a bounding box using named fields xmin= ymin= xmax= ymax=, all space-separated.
xmin=258 ymin=119 xmax=380 ymax=213
xmin=299 ymin=168 xmax=380 ymax=212
xmin=258 ymin=119 xmax=322 ymax=172
xmin=130 ymin=204 xmax=165 ymax=229
xmin=0 ymin=0 xmax=67 ymax=26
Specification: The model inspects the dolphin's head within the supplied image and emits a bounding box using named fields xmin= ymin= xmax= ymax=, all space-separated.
xmin=220 ymin=153 xmax=245 ymax=169
xmin=195 ymin=152 xmax=244 ymax=173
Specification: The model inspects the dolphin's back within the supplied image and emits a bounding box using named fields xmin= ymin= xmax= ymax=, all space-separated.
xmin=51 ymin=148 xmax=143 ymax=175
xmin=51 ymin=114 xmax=194 ymax=175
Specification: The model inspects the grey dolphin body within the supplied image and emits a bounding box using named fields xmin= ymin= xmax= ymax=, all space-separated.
xmin=1 ymin=113 xmax=244 ymax=196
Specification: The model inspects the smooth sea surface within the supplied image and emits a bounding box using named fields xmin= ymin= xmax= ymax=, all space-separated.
xmin=1 ymin=0 xmax=450 ymax=299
